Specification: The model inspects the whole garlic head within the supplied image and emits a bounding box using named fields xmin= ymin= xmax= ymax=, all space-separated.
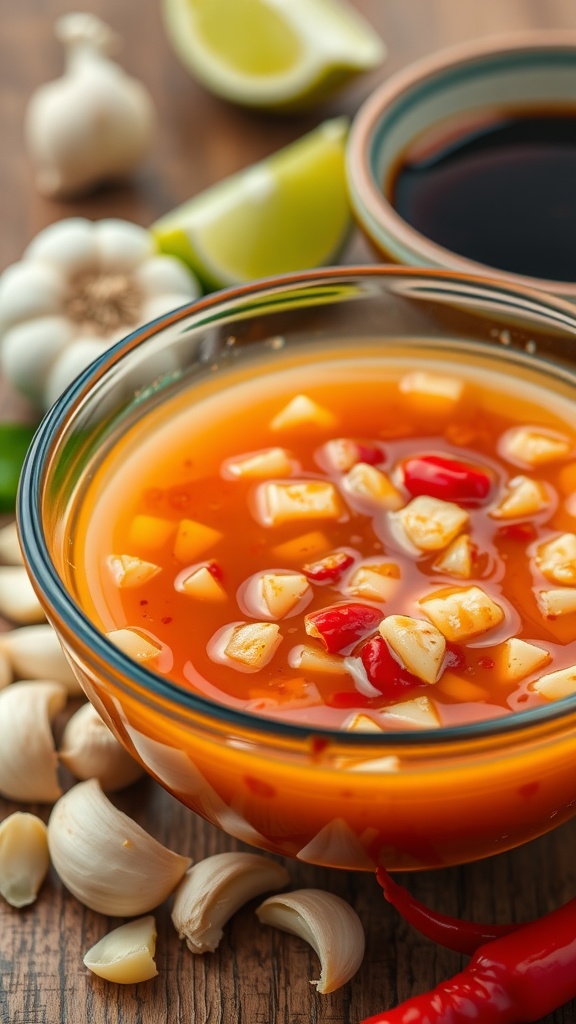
xmin=0 ymin=218 xmax=201 ymax=408
xmin=25 ymin=13 xmax=155 ymax=198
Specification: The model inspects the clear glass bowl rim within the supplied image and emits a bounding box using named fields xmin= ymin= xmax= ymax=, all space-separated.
xmin=17 ymin=264 xmax=576 ymax=751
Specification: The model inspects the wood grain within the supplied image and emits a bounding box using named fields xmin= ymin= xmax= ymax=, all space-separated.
xmin=2 ymin=2 xmax=576 ymax=1023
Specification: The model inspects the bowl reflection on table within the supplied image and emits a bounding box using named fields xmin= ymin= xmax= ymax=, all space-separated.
xmin=18 ymin=266 xmax=576 ymax=871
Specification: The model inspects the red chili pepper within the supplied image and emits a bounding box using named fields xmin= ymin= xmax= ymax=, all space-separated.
xmin=304 ymin=603 xmax=383 ymax=654
xmin=377 ymin=869 xmax=518 ymax=955
xmin=302 ymin=550 xmax=354 ymax=583
xmin=361 ymin=893 xmax=576 ymax=1023
xmin=402 ymin=455 xmax=492 ymax=506
xmin=359 ymin=636 xmax=421 ymax=699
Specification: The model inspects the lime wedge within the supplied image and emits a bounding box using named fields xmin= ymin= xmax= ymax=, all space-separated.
xmin=161 ymin=0 xmax=385 ymax=110
xmin=152 ymin=117 xmax=352 ymax=290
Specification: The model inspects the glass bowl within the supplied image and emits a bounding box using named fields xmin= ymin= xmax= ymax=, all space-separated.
xmin=18 ymin=266 xmax=576 ymax=871
xmin=346 ymin=33 xmax=576 ymax=301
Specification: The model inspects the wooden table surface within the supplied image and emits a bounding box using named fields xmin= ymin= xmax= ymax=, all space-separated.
xmin=2 ymin=2 xmax=576 ymax=1022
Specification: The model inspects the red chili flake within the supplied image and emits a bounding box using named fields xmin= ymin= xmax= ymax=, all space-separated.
xmin=161 ymin=616 xmax=173 ymax=625
xmin=206 ymin=561 xmax=223 ymax=580
xmin=402 ymin=454 xmax=493 ymax=506
xmin=327 ymin=691 xmax=372 ymax=710
xmin=496 ymin=522 xmax=538 ymax=542
xmin=139 ymin=599 xmax=148 ymax=606
xmin=302 ymin=550 xmax=354 ymax=583
xmin=479 ymin=656 xmax=495 ymax=670
xmin=359 ymin=634 xmax=421 ymax=699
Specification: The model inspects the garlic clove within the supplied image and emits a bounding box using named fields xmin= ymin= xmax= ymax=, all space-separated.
xmin=0 ymin=567 xmax=46 ymax=625
xmin=134 ymin=254 xmax=200 ymax=297
xmin=0 ymin=680 xmax=66 ymax=802
xmin=256 ymin=888 xmax=365 ymax=993
xmin=45 ymin=338 xmax=107 ymax=410
xmin=141 ymin=293 xmax=197 ymax=322
xmin=0 ymin=260 xmax=64 ymax=330
xmin=58 ymin=701 xmax=145 ymax=791
xmin=83 ymin=916 xmax=158 ymax=984
xmin=94 ymin=220 xmax=155 ymax=272
xmin=0 ymin=651 xmax=11 ymax=690
xmin=0 ymin=521 xmax=23 ymax=564
xmin=47 ymin=779 xmax=191 ymax=915
xmin=1 ymin=316 xmax=73 ymax=404
xmin=0 ymin=623 xmax=82 ymax=693
xmin=23 ymin=217 xmax=98 ymax=274
xmin=171 ymin=851 xmax=290 ymax=954
xmin=0 ymin=812 xmax=50 ymax=908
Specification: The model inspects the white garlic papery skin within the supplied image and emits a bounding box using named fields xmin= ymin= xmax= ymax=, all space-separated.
xmin=24 ymin=13 xmax=155 ymax=198
xmin=0 ymin=217 xmax=201 ymax=409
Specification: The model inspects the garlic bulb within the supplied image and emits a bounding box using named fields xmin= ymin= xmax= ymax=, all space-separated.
xmin=0 ymin=218 xmax=201 ymax=409
xmin=24 ymin=13 xmax=155 ymax=198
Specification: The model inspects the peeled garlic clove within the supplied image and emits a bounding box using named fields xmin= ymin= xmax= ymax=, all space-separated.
xmin=256 ymin=888 xmax=365 ymax=993
xmin=59 ymin=702 xmax=144 ymax=791
xmin=0 ymin=680 xmax=66 ymax=802
xmin=0 ymin=521 xmax=23 ymax=564
xmin=0 ymin=566 xmax=45 ymax=624
xmin=48 ymin=779 xmax=191 ymax=915
xmin=83 ymin=916 xmax=158 ymax=984
xmin=0 ymin=812 xmax=50 ymax=908
xmin=0 ymin=624 xmax=81 ymax=693
xmin=171 ymin=851 xmax=290 ymax=953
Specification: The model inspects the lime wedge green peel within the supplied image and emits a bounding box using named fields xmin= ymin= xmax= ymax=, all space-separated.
xmin=152 ymin=117 xmax=353 ymax=291
xmin=161 ymin=0 xmax=385 ymax=110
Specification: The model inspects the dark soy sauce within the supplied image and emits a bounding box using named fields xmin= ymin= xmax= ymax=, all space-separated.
xmin=389 ymin=109 xmax=576 ymax=281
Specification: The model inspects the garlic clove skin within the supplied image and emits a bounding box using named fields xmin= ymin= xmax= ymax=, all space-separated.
xmin=171 ymin=851 xmax=290 ymax=954
xmin=0 ymin=624 xmax=82 ymax=694
xmin=256 ymin=888 xmax=365 ymax=993
xmin=0 ymin=566 xmax=46 ymax=624
xmin=83 ymin=915 xmax=158 ymax=984
xmin=24 ymin=217 xmax=98 ymax=275
xmin=58 ymin=701 xmax=144 ymax=791
xmin=0 ymin=680 xmax=66 ymax=802
xmin=1 ymin=316 xmax=73 ymax=404
xmin=0 ymin=261 xmax=64 ymax=331
xmin=0 ymin=812 xmax=50 ymax=908
xmin=0 ymin=521 xmax=23 ymax=564
xmin=47 ymin=778 xmax=191 ymax=915
xmin=25 ymin=15 xmax=156 ymax=199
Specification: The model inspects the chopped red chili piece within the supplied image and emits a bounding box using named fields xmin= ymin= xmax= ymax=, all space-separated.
xmin=362 ymin=883 xmax=576 ymax=1023
xmin=359 ymin=635 xmax=421 ymax=699
xmin=326 ymin=691 xmax=372 ymax=710
xmin=354 ymin=442 xmax=386 ymax=466
xmin=302 ymin=550 xmax=354 ymax=583
xmin=402 ymin=454 xmax=492 ymax=505
xmin=496 ymin=522 xmax=538 ymax=542
xmin=304 ymin=603 xmax=383 ymax=654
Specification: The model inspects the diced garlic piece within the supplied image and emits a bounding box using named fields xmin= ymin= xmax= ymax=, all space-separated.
xmin=127 ymin=515 xmax=174 ymax=551
xmin=342 ymin=463 xmax=403 ymax=510
xmin=432 ymin=535 xmax=475 ymax=579
xmin=399 ymin=371 xmax=464 ymax=407
xmin=501 ymin=427 xmax=572 ymax=466
xmin=379 ymin=614 xmax=446 ymax=685
xmin=490 ymin=476 xmax=549 ymax=519
xmin=224 ymin=447 xmax=294 ymax=479
xmin=494 ymin=638 xmax=551 ymax=682
xmin=345 ymin=563 xmax=400 ymax=602
xmin=173 ymin=519 xmax=222 ymax=562
xmin=536 ymin=533 xmax=576 ymax=585
xmin=270 ymin=395 xmax=336 ymax=431
xmin=321 ymin=439 xmax=368 ymax=472
xmin=272 ymin=531 xmax=330 ymax=562
xmin=345 ymin=714 xmax=384 ymax=732
xmin=106 ymin=629 xmax=162 ymax=662
xmin=538 ymin=588 xmax=576 ymax=617
xmin=395 ymin=496 xmax=469 ymax=552
xmin=381 ymin=696 xmax=440 ymax=729
xmin=223 ymin=622 xmax=281 ymax=671
xmin=83 ymin=916 xmax=158 ymax=984
xmin=532 ymin=665 xmax=576 ymax=700
xmin=261 ymin=573 xmax=311 ymax=619
xmin=259 ymin=481 xmax=343 ymax=525
xmin=108 ymin=554 xmax=161 ymax=588
xmin=419 ymin=586 xmax=505 ymax=642
xmin=180 ymin=566 xmax=226 ymax=601
xmin=294 ymin=646 xmax=349 ymax=675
